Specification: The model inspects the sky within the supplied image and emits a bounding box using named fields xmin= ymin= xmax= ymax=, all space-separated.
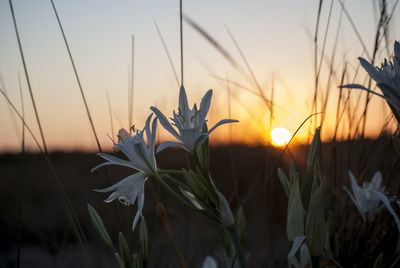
xmin=0 ymin=0 xmax=399 ymax=152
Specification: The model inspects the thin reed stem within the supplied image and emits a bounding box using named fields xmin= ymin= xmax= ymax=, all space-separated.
xmin=153 ymin=20 xmax=180 ymax=87
xmin=180 ymin=0 xmax=184 ymax=86
xmin=0 ymin=71 xmax=20 ymax=139
xmin=0 ymin=86 xmax=91 ymax=261
xmin=49 ymin=0 xmax=102 ymax=152
xmin=8 ymin=0 xmax=48 ymax=153
xmin=49 ymin=0 xmax=125 ymax=232
xmin=106 ymin=90 xmax=115 ymax=136
xmin=129 ymin=35 xmax=135 ymax=128
xmin=16 ymin=70 xmax=25 ymax=268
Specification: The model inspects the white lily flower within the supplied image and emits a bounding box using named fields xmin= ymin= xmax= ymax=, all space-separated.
xmin=288 ymin=236 xmax=310 ymax=268
xmin=344 ymin=171 xmax=384 ymax=221
xmin=92 ymin=114 xmax=158 ymax=231
xmin=341 ymin=41 xmax=400 ymax=110
xmin=151 ymin=86 xmax=238 ymax=153
xmin=344 ymin=171 xmax=400 ymax=232
xmin=202 ymin=256 xmax=218 ymax=268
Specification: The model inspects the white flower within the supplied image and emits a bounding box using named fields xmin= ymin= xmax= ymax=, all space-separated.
xmin=342 ymin=41 xmax=400 ymax=111
xmin=92 ymin=114 xmax=158 ymax=231
xmin=287 ymin=236 xmax=310 ymax=268
xmin=344 ymin=171 xmax=400 ymax=232
xmin=151 ymin=86 xmax=238 ymax=153
xmin=202 ymin=256 xmax=218 ymax=268
xmin=344 ymin=171 xmax=385 ymax=221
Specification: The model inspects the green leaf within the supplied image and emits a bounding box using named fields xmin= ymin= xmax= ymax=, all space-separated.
xmin=372 ymin=253 xmax=383 ymax=268
xmin=289 ymin=159 xmax=297 ymax=185
xmin=307 ymin=128 xmax=320 ymax=172
xmin=306 ymin=182 xmax=326 ymax=257
xmin=114 ymin=252 xmax=126 ymax=268
xmin=236 ymin=206 xmax=246 ymax=247
xmin=277 ymin=168 xmax=290 ymax=198
xmin=139 ymin=216 xmax=148 ymax=261
xmin=119 ymin=232 xmax=131 ymax=268
xmin=287 ymin=176 xmax=305 ymax=241
xmin=132 ymin=253 xmax=142 ymax=268
xmin=87 ymin=204 xmax=116 ymax=253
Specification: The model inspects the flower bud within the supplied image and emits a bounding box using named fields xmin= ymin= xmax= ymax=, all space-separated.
xmin=216 ymin=190 xmax=235 ymax=228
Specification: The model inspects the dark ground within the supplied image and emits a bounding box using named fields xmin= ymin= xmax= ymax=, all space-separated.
xmin=1 ymin=138 xmax=400 ymax=267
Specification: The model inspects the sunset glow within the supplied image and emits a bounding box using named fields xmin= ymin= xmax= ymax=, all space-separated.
xmin=270 ymin=127 xmax=292 ymax=146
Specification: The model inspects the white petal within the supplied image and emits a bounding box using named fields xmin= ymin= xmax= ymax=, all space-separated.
xmin=132 ymin=185 xmax=145 ymax=231
xmin=288 ymin=236 xmax=306 ymax=268
xmin=150 ymin=116 xmax=158 ymax=154
xmin=156 ymin=141 xmax=183 ymax=153
xmin=348 ymin=171 xmax=368 ymax=210
xmin=179 ymin=127 xmax=203 ymax=152
xmin=300 ymin=244 xmax=311 ymax=267
xmin=144 ymin=113 xmax=153 ymax=147
xmin=114 ymin=142 xmax=150 ymax=173
xmin=179 ymin=85 xmax=190 ymax=111
xmin=359 ymin=57 xmax=384 ymax=84
xmin=202 ymin=256 xmax=217 ymax=268
xmin=151 ymin=106 xmax=181 ymax=140
xmin=199 ymin=89 xmax=212 ymax=122
xmin=373 ymin=191 xmax=400 ymax=232
xmin=94 ymin=172 xmax=145 ymax=193
xmin=208 ymin=119 xmax=239 ymax=134
xmin=370 ymin=172 xmax=382 ymax=191
xmin=91 ymin=153 xmax=135 ymax=172
xmin=343 ymin=186 xmax=366 ymax=222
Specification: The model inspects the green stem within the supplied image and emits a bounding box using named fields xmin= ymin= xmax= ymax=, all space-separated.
xmin=153 ymin=173 xmax=197 ymax=212
xmin=161 ymin=174 xmax=187 ymax=189
xmin=227 ymin=225 xmax=246 ymax=268
xmin=158 ymin=169 xmax=183 ymax=175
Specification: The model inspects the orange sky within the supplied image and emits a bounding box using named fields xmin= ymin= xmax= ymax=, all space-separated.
xmin=0 ymin=0 xmax=399 ymax=152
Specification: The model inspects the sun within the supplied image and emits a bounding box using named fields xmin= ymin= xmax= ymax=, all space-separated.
xmin=270 ymin=127 xmax=292 ymax=146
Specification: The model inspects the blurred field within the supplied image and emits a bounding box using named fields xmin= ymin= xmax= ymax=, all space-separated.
xmin=1 ymin=137 xmax=399 ymax=267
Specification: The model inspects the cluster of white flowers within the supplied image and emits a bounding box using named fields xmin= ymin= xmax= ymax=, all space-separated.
xmin=92 ymin=86 xmax=238 ymax=231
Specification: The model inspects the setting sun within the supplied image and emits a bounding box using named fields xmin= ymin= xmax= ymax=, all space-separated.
xmin=270 ymin=127 xmax=292 ymax=146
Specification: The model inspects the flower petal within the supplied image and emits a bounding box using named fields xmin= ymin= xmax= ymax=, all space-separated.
xmin=341 ymin=83 xmax=400 ymax=111
xmin=94 ymin=172 xmax=144 ymax=192
xmin=359 ymin=57 xmax=384 ymax=84
xmin=132 ymin=185 xmax=145 ymax=231
xmin=202 ymin=256 xmax=217 ymax=268
xmin=343 ymin=186 xmax=365 ymax=222
xmin=156 ymin=141 xmax=183 ymax=153
xmin=91 ymin=153 xmax=136 ymax=172
xmin=150 ymin=117 xmax=158 ymax=162
xmin=151 ymin=106 xmax=181 ymax=140
xmin=94 ymin=173 xmax=145 ymax=206
xmin=199 ymin=89 xmax=212 ymax=122
xmin=288 ymin=236 xmax=306 ymax=268
xmin=179 ymin=85 xmax=189 ymax=111
xmin=373 ymin=190 xmax=400 ymax=232
xmin=208 ymin=119 xmax=239 ymax=134
xmin=144 ymin=113 xmax=153 ymax=146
